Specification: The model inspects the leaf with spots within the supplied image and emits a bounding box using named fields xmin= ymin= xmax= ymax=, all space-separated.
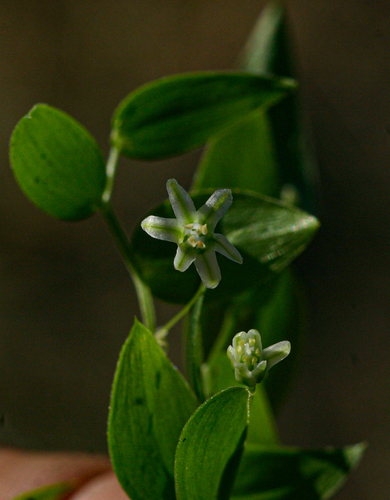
xmin=108 ymin=319 xmax=198 ymax=500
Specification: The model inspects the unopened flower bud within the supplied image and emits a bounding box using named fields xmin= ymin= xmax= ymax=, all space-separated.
xmin=227 ymin=329 xmax=290 ymax=388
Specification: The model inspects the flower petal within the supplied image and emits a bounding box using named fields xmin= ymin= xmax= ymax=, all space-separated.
xmin=248 ymin=329 xmax=262 ymax=352
xmin=213 ymin=233 xmax=243 ymax=264
xmin=234 ymin=363 xmax=257 ymax=387
xmin=263 ymin=341 xmax=291 ymax=370
xmin=251 ymin=360 xmax=267 ymax=383
xmin=166 ymin=179 xmax=196 ymax=224
xmin=197 ymin=189 xmax=232 ymax=230
xmin=141 ymin=216 xmax=182 ymax=242
xmin=194 ymin=250 xmax=221 ymax=289
xmin=174 ymin=245 xmax=196 ymax=272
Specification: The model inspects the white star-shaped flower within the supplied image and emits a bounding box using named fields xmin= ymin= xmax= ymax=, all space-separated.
xmin=141 ymin=179 xmax=243 ymax=289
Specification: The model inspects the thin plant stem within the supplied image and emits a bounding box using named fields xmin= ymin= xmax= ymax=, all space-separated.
xmin=102 ymin=146 xmax=120 ymax=203
xmin=207 ymin=306 xmax=237 ymax=367
xmin=155 ymin=283 xmax=206 ymax=343
xmin=99 ymin=201 xmax=156 ymax=333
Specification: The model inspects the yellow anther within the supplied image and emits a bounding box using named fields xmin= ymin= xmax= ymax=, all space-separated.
xmin=249 ymin=338 xmax=255 ymax=346
xmin=237 ymin=345 xmax=242 ymax=355
xmin=255 ymin=348 xmax=261 ymax=356
xmin=196 ymin=241 xmax=206 ymax=249
xmin=184 ymin=223 xmax=194 ymax=229
xmin=188 ymin=236 xmax=198 ymax=247
xmin=200 ymin=224 xmax=208 ymax=235
xmin=239 ymin=340 xmax=246 ymax=346
xmin=252 ymin=356 xmax=258 ymax=366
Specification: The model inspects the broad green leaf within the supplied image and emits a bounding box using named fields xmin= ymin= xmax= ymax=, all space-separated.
xmin=222 ymin=192 xmax=319 ymax=274
xmin=193 ymin=109 xmax=280 ymax=198
xmin=203 ymin=351 xmax=279 ymax=446
xmin=175 ymin=386 xmax=250 ymax=500
xmin=132 ymin=190 xmax=319 ymax=303
xmin=10 ymin=104 xmax=106 ymax=220
xmin=111 ymin=71 xmax=296 ymax=159
xmin=108 ymin=318 xmax=198 ymax=500
xmin=240 ymin=1 xmax=319 ymax=213
xmin=232 ymin=442 xmax=366 ymax=500
xmin=185 ymin=293 xmax=206 ymax=401
xmin=13 ymin=482 xmax=73 ymax=500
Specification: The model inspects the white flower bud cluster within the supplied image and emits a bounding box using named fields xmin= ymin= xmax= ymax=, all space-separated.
xmin=227 ymin=329 xmax=290 ymax=388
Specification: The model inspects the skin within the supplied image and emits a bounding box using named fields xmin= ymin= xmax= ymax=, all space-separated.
xmin=0 ymin=448 xmax=129 ymax=500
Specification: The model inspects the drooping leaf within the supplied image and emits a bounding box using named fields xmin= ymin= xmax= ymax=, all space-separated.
xmin=108 ymin=319 xmax=198 ymax=500
xmin=232 ymin=442 xmax=366 ymax=500
xmin=111 ymin=71 xmax=296 ymax=159
xmin=240 ymin=1 xmax=319 ymax=213
xmin=10 ymin=104 xmax=106 ymax=220
xmin=193 ymin=109 xmax=280 ymax=198
xmin=175 ymin=386 xmax=250 ymax=500
xmin=13 ymin=482 xmax=73 ymax=500
xmin=132 ymin=190 xmax=319 ymax=303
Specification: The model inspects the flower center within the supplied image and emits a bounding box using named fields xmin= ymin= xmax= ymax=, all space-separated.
xmin=236 ymin=338 xmax=262 ymax=370
xmin=183 ymin=223 xmax=208 ymax=250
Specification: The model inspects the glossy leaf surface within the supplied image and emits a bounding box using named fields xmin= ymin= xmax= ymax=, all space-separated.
xmin=131 ymin=191 xmax=319 ymax=303
xmin=193 ymin=109 xmax=280 ymax=198
xmin=111 ymin=71 xmax=296 ymax=159
xmin=232 ymin=442 xmax=366 ymax=500
xmin=175 ymin=386 xmax=250 ymax=500
xmin=10 ymin=104 xmax=106 ymax=220
xmin=108 ymin=319 xmax=198 ymax=500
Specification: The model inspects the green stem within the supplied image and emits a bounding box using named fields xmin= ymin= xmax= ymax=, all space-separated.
xmin=248 ymin=384 xmax=280 ymax=445
xmin=99 ymin=201 xmax=156 ymax=332
xmin=155 ymin=283 xmax=206 ymax=342
xmin=207 ymin=306 xmax=237 ymax=367
xmin=102 ymin=146 xmax=120 ymax=203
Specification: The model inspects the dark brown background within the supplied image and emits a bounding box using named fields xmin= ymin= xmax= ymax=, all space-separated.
xmin=1 ymin=1 xmax=390 ymax=498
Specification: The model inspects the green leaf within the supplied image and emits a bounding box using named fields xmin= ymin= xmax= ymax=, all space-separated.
xmin=111 ymin=71 xmax=296 ymax=159
xmin=232 ymin=442 xmax=366 ymax=500
xmin=203 ymin=352 xmax=279 ymax=446
xmin=13 ymin=482 xmax=73 ymax=500
xmin=256 ymin=269 xmax=307 ymax=411
xmin=132 ymin=190 xmax=319 ymax=303
xmin=108 ymin=318 xmax=198 ymax=500
xmin=193 ymin=109 xmax=280 ymax=198
xmin=175 ymin=386 xmax=250 ymax=500
xmin=10 ymin=104 xmax=106 ymax=220
xmin=240 ymin=1 xmax=319 ymax=213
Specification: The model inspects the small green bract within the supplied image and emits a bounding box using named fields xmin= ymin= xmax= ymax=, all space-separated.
xmin=141 ymin=179 xmax=243 ymax=288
